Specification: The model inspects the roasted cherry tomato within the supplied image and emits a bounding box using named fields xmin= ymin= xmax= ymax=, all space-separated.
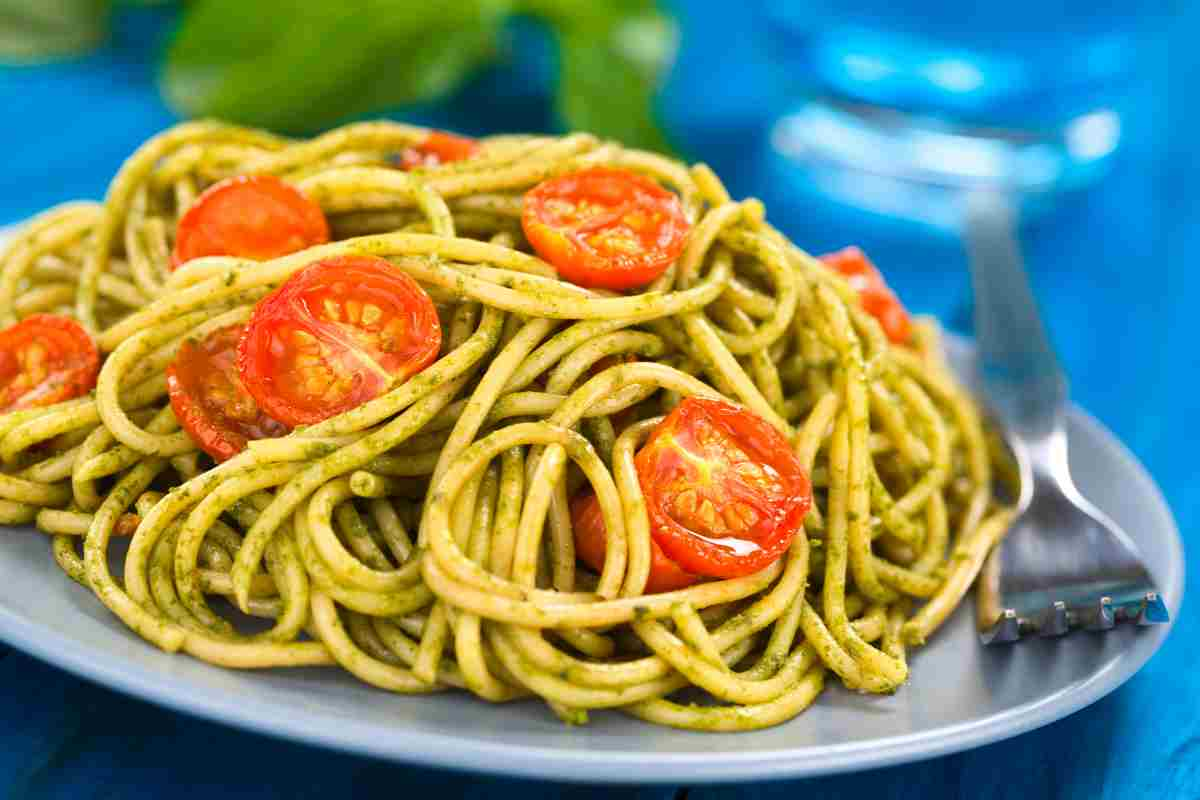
xmin=635 ymin=397 xmax=811 ymax=579
xmin=166 ymin=324 xmax=289 ymax=462
xmin=114 ymin=514 xmax=141 ymax=537
xmin=0 ymin=314 xmax=99 ymax=411
xmin=521 ymin=167 xmax=690 ymax=291
xmin=820 ymin=246 xmax=912 ymax=344
xmin=171 ymin=175 xmax=329 ymax=269
xmin=570 ymin=491 xmax=699 ymax=594
xmin=237 ymin=255 xmax=442 ymax=427
xmin=396 ymin=130 xmax=479 ymax=170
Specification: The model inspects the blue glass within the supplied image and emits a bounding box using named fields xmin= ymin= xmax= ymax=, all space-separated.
xmin=755 ymin=2 xmax=1169 ymax=221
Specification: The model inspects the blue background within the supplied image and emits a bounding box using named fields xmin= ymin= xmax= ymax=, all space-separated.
xmin=0 ymin=3 xmax=1195 ymax=798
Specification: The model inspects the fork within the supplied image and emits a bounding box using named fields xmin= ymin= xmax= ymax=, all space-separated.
xmin=964 ymin=190 xmax=1169 ymax=644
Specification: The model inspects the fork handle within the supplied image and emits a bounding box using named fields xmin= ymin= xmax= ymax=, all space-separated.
xmin=964 ymin=190 xmax=1069 ymax=443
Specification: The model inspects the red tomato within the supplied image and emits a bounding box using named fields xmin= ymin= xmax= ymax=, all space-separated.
xmin=521 ymin=167 xmax=690 ymax=291
xmin=0 ymin=315 xmax=99 ymax=411
xmin=820 ymin=246 xmax=912 ymax=344
xmin=171 ymin=175 xmax=329 ymax=269
xmin=167 ymin=324 xmax=289 ymax=462
xmin=237 ymin=255 xmax=442 ymax=426
xmin=396 ymin=130 xmax=479 ymax=170
xmin=570 ymin=491 xmax=699 ymax=594
xmin=114 ymin=514 xmax=140 ymax=537
xmin=636 ymin=397 xmax=811 ymax=579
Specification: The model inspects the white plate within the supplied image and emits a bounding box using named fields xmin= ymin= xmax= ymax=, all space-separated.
xmin=0 ymin=291 xmax=1182 ymax=783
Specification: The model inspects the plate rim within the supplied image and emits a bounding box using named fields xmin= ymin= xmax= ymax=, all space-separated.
xmin=0 ymin=292 xmax=1183 ymax=781
xmin=0 ymin=402 xmax=1182 ymax=783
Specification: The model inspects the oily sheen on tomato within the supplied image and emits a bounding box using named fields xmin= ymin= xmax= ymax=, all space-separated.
xmin=0 ymin=314 xmax=99 ymax=412
xmin=171 ymin=175 xmax=329 ymax=269
xmin=396 ymin=130 xmax=478 ymax=170
xmin=521 ymin=167 xmax=690 ymax=290
xmin=237 ymin=255 xmax=442 ymax=427
xmin=166 ymin=324 xmax=288 ymax=462
xmin=820 ymin=246 xmax=912 ymax=344
xmin=635 ymin=397 xmax=811 ymax=579
xmin=570 ymin=491 xmax=699 ymax=594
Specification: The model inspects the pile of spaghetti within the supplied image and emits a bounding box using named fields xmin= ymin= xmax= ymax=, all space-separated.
xmin=0 ymin=121 xmax=1013 ymax=731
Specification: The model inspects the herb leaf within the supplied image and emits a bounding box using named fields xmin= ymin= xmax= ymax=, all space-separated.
xmin=162 ymin=0 xmax=509 ymax=133
xmin=524 ymin=0 xmax=677 ymax=153
xmin=0 ymin=0 xmax=110 ymax=62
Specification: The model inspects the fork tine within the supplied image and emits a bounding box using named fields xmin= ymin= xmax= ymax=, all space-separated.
xmin=1137 ymin=592 xmax=1169 ymax=625
xmin=1082 ymin=597 xmax=1115 ymax=631
xmin=1038 ymin=601 xmax=1070 ymax=637
xmin=980 ymin=608 xmax=1021 ymax=645
xmin=982 ymin=593 xmax=1168 ymax=643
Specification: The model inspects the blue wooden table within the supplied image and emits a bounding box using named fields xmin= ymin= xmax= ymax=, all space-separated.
xmin=0 ymin=5 xmax=1194 ymax=798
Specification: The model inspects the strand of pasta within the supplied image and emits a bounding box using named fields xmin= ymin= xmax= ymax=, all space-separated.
xmin=0 ymin=120 xmax=1012 ymax=732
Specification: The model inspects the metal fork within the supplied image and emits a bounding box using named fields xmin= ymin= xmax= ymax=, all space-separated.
xmin=964 ymin=190 xmax=1169 ymax=644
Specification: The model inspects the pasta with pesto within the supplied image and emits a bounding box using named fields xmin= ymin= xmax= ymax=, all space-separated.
xmin=0 ymin=121 xmax=1013 ymax=731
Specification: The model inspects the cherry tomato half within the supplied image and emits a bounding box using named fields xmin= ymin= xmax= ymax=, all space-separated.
xmin=396 ymin=130 xmax=479 ymax=170
xmin=820 ymin=246 xmax=912 ymax=344
xmin=171 ymin=175 xmax=329 ymax=269
xmin=237 ymin=255 xmax=442 ymax=427
xmin=0 ymin=314 xmax=99 ymax=412
xmin=635 ymin=397 xmax=811 ymax=579
xmin=521 ymin=167 xmax=690 ymax=291
xmin=167 ymin=324 xmax=289 ymax=462
xmin=570 ymin=491 xmax=699 ymax=594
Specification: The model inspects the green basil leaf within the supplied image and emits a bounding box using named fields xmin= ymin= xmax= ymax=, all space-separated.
xmin=0 ymin=0 xmax=109 ymax=62
xmin=556 ymin=10 xmax=676 ymax=153
xmin=162 ymin=0 xmax=508 ymax=133
xmin=523 ymin=0 xmax=677 ymax=153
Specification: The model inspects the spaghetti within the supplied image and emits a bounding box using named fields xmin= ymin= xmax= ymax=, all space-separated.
xmin=0 ymin=121 xmax=1011 ymax=731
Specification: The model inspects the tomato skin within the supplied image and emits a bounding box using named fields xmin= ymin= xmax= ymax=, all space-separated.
xmin=237 ymin=255 xmax=442 ymax=427
xmin=636 ymin=397 xmax=811 ymax=579
xmin=171 ymin=175 xmax=329 ymax=269
xmin=397 ymin=130 xmax=479 ymax=170
xmin=521 ymin=167 xmax=691 ymax=291
xmin=570 ymin=491 xmax=699 ymax=594
xmin=0 ymin=314 xmax=99 ymax=411
xmin=820 ymin=246 xmax=912 ymax=344
xmin=167 ymin=324 xmax=288 ymax=462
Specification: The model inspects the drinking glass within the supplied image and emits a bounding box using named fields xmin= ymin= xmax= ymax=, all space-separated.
xmin=756 ymin=2 xmax=1169 ymax=223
